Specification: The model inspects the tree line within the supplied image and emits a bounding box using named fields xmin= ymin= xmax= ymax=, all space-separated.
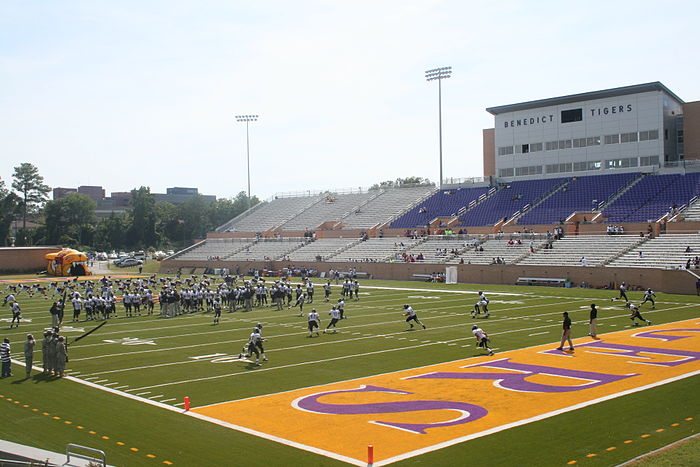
xmin=1 ymin=163 xmax=260 ymax=251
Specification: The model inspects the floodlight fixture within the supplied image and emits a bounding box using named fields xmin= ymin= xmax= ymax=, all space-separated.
xmin=425 ymin=65 xmax=452 ymax=188
xmin=236 ymin=114 xmax=259 ymax=209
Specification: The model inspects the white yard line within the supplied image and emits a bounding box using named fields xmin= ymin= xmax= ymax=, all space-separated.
xmin=70 ymin=299 xmax=582 ymax=362
xmin=78 ymin=303 xmax=690 ymax=379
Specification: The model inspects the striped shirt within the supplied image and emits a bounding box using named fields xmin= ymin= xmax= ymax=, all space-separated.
xmin=0 ymin=342 xmax=10 ymax=362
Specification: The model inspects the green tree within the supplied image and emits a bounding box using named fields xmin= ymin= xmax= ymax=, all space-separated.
xmin=44 ymin=193 xmax=96 ymax=245
xmin=230 ymin=191 xmax=261 ymax=216
xmin=126 ymin=187 xmax=157 ymax=249
xmin=0 ymin=177 xmax=21 ymax=246
xmin=370 ymin=177 xmax=434 ymax=190
xmin=395 ymin=176 xmax=433 ymax=186
xmin=207 ymin=198 xmax=239 ymax=229
xmin=12 ymin=163 xmax=51 ymax=231
xmin=94 ymin=214 xmax=127 ymax=251
xmin=155 ymin=202 xmax=178 ymax=247
xmin=178 ymin=195 xmax=210 ymax=244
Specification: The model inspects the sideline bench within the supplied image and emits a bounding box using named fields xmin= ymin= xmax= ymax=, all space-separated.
xmin=412 ymin=273 xmax=444 ymax=282
xmin=517 ymin=277 xmax=568 ymax=287
xmin=339 ymin=271 xmax=370 ymax=279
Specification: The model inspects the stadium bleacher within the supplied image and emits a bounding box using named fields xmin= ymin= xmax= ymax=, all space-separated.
xmin=285 ymin=237 xmax=359 ymax=261
xmin=333 ymin=237 xmax=423 ymax=262
xmin=603 ymin=173 xmax=700 ymax=223
xmin=191 ymin=171 xmax=700 ymax=272
xmin=516 ymin=234 xmax=642 ymax=267
xmin=607 ymin=233 xmax=700 ymax=269
xmin=174 ymin=238 xmax=255 ymax=261
xmin=341 ymin=186 xmax=435 ymax=229
xmin=218 ymin=195 xmax=323 ymax=232
xmin=226 ymin=238 xmax=307 ymax=261
xmin=390 ymin=186 xmax=490 ymax=228
xmin=449 ymin=238 xmax=540 ymax=265
xmin=459 ymin=178 xmax=566 ymax=226
xmin=682 ymin=198 xmax=700 ymax=221
xmin=279 ymin=192 xmax=375 ymax=230
xmin=518 ymin=173 xmax=638 ymax=225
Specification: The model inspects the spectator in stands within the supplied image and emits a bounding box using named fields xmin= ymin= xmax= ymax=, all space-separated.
xmin=580 ymin=257 xmax=588 ymax=267
xmin=685 ymin=246 xmax=692 ymax=253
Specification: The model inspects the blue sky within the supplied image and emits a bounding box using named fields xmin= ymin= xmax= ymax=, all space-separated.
xmin=1 ymin=1 xmax=699 ymax=200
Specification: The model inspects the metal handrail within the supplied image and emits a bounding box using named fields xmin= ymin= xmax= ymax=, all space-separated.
xmin=66 ymin=443 xmax=106 ymax=467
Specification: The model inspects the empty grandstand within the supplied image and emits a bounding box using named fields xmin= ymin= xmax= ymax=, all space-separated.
xmin=450 ymin=237 xmax=540 ymax=265
xmin=217 ymin=195 xmax=323 ymax=232
xmin=342 ymin=185 xmax=435 ymax=229
xmin=390 ymin=186 xmax=490 ymax=228
xmin=333 ymin=237 xmax=423 ymax=262
xmin=603 ymin=173 xmax=700 ymax=223
xmin=517 ymin=234 xmax=642 ymax=267
xmin=459 ymin=178 xmax=566 ymax=226
xmin=517 ymin=173 xmax=639 ymax=225
xmin=607 ymin=233 xmax=700 ymax=269
xmin=284 ymin=237 xmax=359 ymax=261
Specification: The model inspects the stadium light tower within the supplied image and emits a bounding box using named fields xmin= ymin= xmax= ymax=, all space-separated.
xmin=425 ymin=66 xmax=451 ymax=189
xmin=235 ymin=114 xmax=258 ymax=210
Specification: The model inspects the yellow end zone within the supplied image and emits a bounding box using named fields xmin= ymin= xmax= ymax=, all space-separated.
xmin=192 ymin=320 xmax=700 ymax=465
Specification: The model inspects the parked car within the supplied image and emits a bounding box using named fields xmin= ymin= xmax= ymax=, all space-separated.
xmin=117 ymin=258 xmax=143 ymax=268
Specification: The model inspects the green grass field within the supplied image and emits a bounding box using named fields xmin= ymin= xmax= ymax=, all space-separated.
xmin=1 ymin=275 xmax=698 ymax=466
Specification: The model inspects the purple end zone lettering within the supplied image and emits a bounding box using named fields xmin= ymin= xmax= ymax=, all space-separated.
xmin=573 ymin=341 xmax=700 ymax=367
xmin=633 ymin=329 xmax=700 ymax=341
xmin=294 ymin=385 xmax=487 ymax=434
xmin=407 ymin=359 xmax=635 ymax=393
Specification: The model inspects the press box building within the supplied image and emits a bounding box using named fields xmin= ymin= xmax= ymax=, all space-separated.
xmin=482 ymin=82 xmax=700 ymax=179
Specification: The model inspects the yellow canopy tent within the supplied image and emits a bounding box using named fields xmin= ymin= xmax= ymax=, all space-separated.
xmin=45 ymin=248 xmax=92 ymax=277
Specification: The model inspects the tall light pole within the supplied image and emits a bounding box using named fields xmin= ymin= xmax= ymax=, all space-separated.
xmin=235 ymin=114 xmax=258 ymax=211
xmin=425 ymin=66 xmax=451 ymax=189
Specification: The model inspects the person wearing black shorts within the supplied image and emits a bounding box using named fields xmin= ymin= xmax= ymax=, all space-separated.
xmin=403 ymin=305 xmax=426 ymax=330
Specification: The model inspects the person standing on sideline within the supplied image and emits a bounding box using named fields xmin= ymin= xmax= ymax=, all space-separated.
xmin=404 ymin=304 xmax=427 ymax=330
xmin=49 ymin=302 xmax=61 ymax=328
xmin=54 ymin=336 xmax=67 ymax=377
xmin=556 ymin=311 xmax=574 ymax=351
xmin=589 ymin=304 xmax=598 ymax=338
xmin=24 ymin=334 xmax=35 ymax=378
xmin=41 ymin=331 xmax=51 ymax=374
xmin=472 ymin=325 xmax=494 ymax=356
xmin=0 ymin=338 xmax=11 ymax=377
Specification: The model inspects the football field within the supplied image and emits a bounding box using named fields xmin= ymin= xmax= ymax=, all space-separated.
xmin=1 ymin=275 xmax=699 ymax=466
